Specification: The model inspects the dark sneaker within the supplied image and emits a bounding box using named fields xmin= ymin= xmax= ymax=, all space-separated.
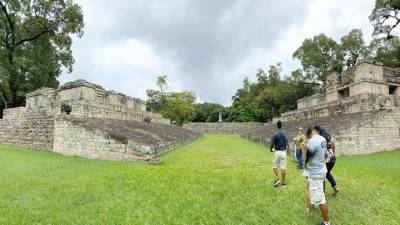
xmin=281 ymin=182 xmax=287 ymax=188
xmin=273 ymin=179 xmax=280 ymax=187
xmin=320 ymin=221 xmax=331 ymax=225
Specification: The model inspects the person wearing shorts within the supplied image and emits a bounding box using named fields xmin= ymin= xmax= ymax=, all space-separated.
xmin=269 ymin=121 xmax=288 ymax=187
xmin=305 ymin=127 xmax=330 ymax=225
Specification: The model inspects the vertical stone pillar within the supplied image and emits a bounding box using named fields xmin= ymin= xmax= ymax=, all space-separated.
xmin=218 ymin=112 xmax=222 ymax=123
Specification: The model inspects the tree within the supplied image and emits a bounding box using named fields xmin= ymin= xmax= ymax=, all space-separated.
xmin=156 ymin=75 xmax=167 ymax=94
xmin=340 ymin=29 xmax=370 ymax=67
xmin=369 ymin=36 xmax=400 ymax=67
xmin=256 ymin=85 xmax=285 ymax=118
xmin=0 ymin=0 xmax=84 ymax=107
xmin=146 ymin=75 xmax=169 ymax=112
xmin=228 ymin=76 xmax=271 ymax=122
xmin=293 ymin=34 xmax=343 ymax=84
xmin=370 ymin=0 xmax=400 ymax=38
xmin=146 ymin=76 xmax=197 ymax=126
xmin=145 ymin=89 xmax=167 ymax=113
xmin=192 ymin=103 xmax=225 ymax=122
xmin=162 ymin=91 xmax=196 ymax=126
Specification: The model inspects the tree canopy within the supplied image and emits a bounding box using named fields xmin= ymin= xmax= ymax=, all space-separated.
xmin=0 ymin=0 xmax=84 ymax=108
xmin=341 ymin=29 xmax=370 ymax=68
xmin=146 ymin=75 xmax=196 ymax=126
xmin=370 ymin=0 xmax=400 ymax=38
xmin=293 ymin=34 xmax=343 ymax=84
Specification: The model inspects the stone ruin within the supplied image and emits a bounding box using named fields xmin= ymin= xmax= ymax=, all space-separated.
xmin=0 ymin=79 xmax=201 ymax=161
xmin=245 ymin=61 xmax=400 ymax=155
xmin=186 ymin=61 xmax=400 ymax=155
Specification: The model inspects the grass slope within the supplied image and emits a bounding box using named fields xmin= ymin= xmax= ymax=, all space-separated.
xmin=0 ymin=135 xmax=399 ymax=225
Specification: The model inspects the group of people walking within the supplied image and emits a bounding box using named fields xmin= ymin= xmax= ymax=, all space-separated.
xmin=269 ymin=121 xmax=340 ymax=225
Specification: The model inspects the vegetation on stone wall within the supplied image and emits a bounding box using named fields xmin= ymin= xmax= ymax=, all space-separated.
xmin=0 ymin=0 xmax=84 ymax=112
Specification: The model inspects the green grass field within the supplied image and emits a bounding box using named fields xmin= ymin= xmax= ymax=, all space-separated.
xmin=0 ymin=135 xmax=399 ymax=225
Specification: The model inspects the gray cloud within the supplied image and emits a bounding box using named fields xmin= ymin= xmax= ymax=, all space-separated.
xmin=60 ymin=0 xmax=374 ymax=105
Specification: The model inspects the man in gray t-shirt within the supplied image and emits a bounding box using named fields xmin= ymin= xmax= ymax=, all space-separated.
xmin=305 ymin=134 xmax=328 ymax=179
xmin=305 ymin=127 xmax=330 ymax=225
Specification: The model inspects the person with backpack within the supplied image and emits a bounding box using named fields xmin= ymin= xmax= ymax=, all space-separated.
xmin=314 ymin=126 xmax=340 ymax=195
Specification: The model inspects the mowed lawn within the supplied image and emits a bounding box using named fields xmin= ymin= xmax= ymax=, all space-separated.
xmin=0 ymin=135 xmax=399 ymax=225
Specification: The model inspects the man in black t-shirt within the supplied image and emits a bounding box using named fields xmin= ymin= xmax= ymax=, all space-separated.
xmin=269 ymin=121 xmax=289 ymax=187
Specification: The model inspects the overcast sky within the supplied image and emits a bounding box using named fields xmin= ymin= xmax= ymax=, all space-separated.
xmin=59 ymin=0 xmax=375 ymax=106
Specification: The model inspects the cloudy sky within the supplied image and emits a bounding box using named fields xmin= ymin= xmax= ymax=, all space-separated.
xmin=59 ymin=0 xmax=376 ymax=106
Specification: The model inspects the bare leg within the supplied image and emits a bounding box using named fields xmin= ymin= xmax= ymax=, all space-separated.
xmin=319 ymin=203 xmax=329 ymax=223
xmin=305 ymin=182 xmax=310 ymax=212
xmin=273 ymin=168 xmax=279 ymax=180
xmin=281 ymin=169 xmax=286 ymax=183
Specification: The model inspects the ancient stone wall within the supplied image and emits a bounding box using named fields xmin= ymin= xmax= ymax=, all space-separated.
xmin=0 ymin=114 xmax=55 ymax=150
xmin=183 ymin=122 xmax=264 ymax=134
xmin=26 ymin=88 xmax=57 ymax=109
xmin=275 ymin=94 xmax=400 ymax=122
xmin=335 ymin=108 xmax=400 ymax=155
xmin=244 ymin=108 xmax=400 ymax=155
xmin=53 ymin=118 xmax=145 ymax=161
xmin=53 ymin=116 xmax=201 ymax=161
xmin=57 ymin=79 xmax=146 ymax=111
xmin=68 ymin=101 xmax=169 ymax=124
xmin=297 ymin=94 xmax=325 ymax=110
xmin=0 ymin=79 xmax=200 ymax=162
xmin=2 ymin=107 xmax=28 ymax=120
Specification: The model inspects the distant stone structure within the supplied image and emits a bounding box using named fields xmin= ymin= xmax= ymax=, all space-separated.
xmin=247 ymin=61 xmax=400 ymax=155
xmin=277 ymin=61 xmax=400 ymax=122
xmin=0 ymin=80 xmax=201 ymax=161
xmin=184 ymin=122 xmax=263 ymax=135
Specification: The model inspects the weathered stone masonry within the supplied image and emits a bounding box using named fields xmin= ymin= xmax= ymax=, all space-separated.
xmin=0 ymin=80 xmax=201 ymax=161
xmin=253 ymin=61 xmax=400 ymax=155
xmin=183 ymin=122 xmax=264 ymax=135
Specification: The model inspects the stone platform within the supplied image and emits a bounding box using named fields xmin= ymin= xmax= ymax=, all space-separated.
xmin=0 ymin=80 xmax=201 ymax=162
xmin=243 ymin=108 xmax=400 ymax=155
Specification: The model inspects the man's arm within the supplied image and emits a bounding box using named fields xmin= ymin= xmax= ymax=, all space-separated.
xmin=332 ymin=139 xmax=336 ymax=154
xmin=270 ymin=134 xmax=275 ymax=152
xmin=284 ymin=134 xmax=289 ymax=150
xmin=305 ymin=140 xmax=315 ymax=154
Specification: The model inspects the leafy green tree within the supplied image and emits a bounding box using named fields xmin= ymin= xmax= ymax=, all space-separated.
xmin=145 ymin=89 xmax=167 ymax=113
xmin=256 ymin=85 xmax=285 ymax=118
xmin=228 ymin=76 xmax=271 ymax=122
xmin=162 ymin=91 xmax=196 ymax=126
xmin=369 ymin=37 xmax=400 ymax=67
xmin=340 ymin=29 xmax=370 ymax=67
xmin=293 ymin=34 xmax=343 ymax=84
xmin=0 ymin=0 xmax=84 ymax=108
xmin=146 ymin=76 xmax=197 ymax=126
xmin=370 ymin=0 xmax=400 ymax=38
xmin=192 ymin=103 xmax=225 ymax=122
xmin=146 ymin=75 xmax=169 ymax=112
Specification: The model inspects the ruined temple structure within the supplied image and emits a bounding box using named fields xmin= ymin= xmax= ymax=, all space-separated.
xmin=244 ymin=61 xmax=400 ymax=155
xmin=0 ymin=80 xmax=201 ymax=161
